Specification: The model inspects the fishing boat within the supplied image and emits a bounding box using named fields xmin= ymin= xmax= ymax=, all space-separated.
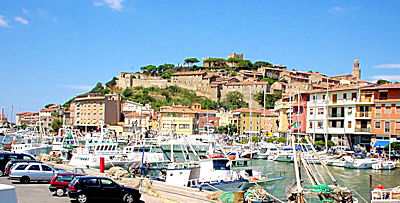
xmin=255 ymin=143 xmax=279 ymax=159
xmin=371 ymin=185 xmax=400 ymax=203
xmin=344 ymin=157 xmax=379 ymax=169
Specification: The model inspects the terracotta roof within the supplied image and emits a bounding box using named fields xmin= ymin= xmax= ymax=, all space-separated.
xmin=260 ymin=109 xmax=278 ymax=116
xmin=196 ymin=109 xmax=217 ymax=114
xmin=363 ymin=83 xmax=400 ymax=90
xmin=0 ymin=114 xmax=7 ymax=119
xmin=232 ymin=108 xmax=263 ymax=113
xmin=203 ymin=74 xmax=219 ymax=79
xmin=225 ymin=81 xmax=269 ymax=86
xmin=40 ymin=108 xmax=57 ymax=112
xmin=125 ymin=112 xmax=144 ymax=117
xmin=16 ymin=112 xmax=38 ymax=115
xmin=160 ymin=106 xmax=196 ymax=114
xmin=171 ymin=71 xmax=206 ymax=76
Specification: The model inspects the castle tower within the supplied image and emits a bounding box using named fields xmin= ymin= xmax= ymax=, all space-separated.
xmin=352 ymin=59 xmax=361 ymax=81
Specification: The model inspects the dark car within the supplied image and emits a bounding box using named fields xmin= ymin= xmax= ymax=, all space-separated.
xmin=4 ymin=159 xmax=42 ymax=176
xmin=68 ymin=176 xmax=141 ymax=203
xmin=49 ymin=173 xmax=85 ymax=197
xmin=0 ymin=153 xmax=35 ymax=176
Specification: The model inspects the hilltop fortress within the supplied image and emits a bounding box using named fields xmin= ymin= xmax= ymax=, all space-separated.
xmin=116 ymin=53 xmax=369 ymax=108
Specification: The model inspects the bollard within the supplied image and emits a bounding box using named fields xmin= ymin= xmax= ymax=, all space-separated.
xmin=233 ymin=191 xmax=245 ymax=203
xmin=100 ymin=157 xmax=105 ymax=173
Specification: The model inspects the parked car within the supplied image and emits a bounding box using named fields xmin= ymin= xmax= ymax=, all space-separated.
xmin=0 ymin=153 xmax=35 ymax=176
xmin=49 ymin=173 xmax=85 ymax=196
xmin=9 ymin=162 xmax=65 ymax=183
xmin=4 ymin=159 xmax=42 ymax=176
xmin=68 ymin=176 xmax=141 ymax=203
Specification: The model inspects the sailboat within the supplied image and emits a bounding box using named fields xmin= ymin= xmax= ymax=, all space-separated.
xmin=286 ymin=136 xmax=358 ymax=203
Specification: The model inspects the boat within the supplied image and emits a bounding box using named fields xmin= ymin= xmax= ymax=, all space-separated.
xmin=372 ymin=161 xmax=397 ymax=170
xmin=254 ymin=143 xmax=279 ymax=159
xmin=371 ymin=185 xmax=400 ymax=203
xmin=344 ymin=157 xmax=378 ymax=169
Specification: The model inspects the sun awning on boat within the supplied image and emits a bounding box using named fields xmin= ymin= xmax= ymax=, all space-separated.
xmin=373 ymin=140 xmax=390 ymax=148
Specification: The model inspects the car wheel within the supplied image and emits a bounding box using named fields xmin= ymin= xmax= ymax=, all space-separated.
xmin=77 ymin=193 xmax=88 ymax=203
xmin=123 ymin=193 xmax=135 ymax=203
xmin=56 ymin=188 xmax=65 ymax=197
xmin=20 ymin=176 xmax=30 ymax=184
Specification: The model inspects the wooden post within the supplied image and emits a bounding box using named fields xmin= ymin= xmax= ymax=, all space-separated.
xmin=369 ymin=174 xmax=373 ymax=201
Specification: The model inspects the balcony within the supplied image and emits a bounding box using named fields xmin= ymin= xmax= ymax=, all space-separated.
xmin=355 ymin=112 xmax=371 ymax=118
xmin=355 ymin=128 xmax=371 ymax=133
xmin=328 ymin=113 xmax=344 ymax=118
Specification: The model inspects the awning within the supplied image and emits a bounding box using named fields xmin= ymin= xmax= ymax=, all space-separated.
xmin=373 ymin=140 xmax=390 ymax=148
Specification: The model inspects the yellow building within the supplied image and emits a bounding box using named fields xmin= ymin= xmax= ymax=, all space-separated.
xmin=159 ymin=106 xmax=197 ymax=136
xmin=274 ymin=98 xmax=290 ymax=133
xmin=230 ymin=108 xmax=263 ymax=135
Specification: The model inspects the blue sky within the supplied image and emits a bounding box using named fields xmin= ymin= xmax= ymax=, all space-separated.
xmin=0 ymin=0 xmax=399 ymax=120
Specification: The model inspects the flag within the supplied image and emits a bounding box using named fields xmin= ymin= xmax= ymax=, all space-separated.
xmin=289 ymin=122 xmax=298 ymax=129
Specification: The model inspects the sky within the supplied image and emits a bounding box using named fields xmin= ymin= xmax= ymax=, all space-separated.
xmin=0 ymin=0 xmax=400 ymax=121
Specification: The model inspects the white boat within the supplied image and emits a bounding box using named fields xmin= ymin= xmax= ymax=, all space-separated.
xmin=344 ymin=157 xmax=379 ymax=169
xmin=371 ymin=187 xmax=400 ymax=203
xmin=256 ymin=143 xmax=280 ymax=159
xmin=372 ymin=161 xmax=397 ymax=170
xmin=11 ymin=143 xmax=51 ymax=157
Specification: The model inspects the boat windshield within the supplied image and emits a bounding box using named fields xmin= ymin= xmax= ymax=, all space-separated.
xmin=213 ymin=160 xmax=230 ymax=170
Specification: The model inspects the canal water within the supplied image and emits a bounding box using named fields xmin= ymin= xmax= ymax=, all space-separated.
xmin=250 ymin=159 xmax=400 ymax=201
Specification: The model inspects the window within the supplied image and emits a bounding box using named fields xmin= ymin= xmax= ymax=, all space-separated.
xmin=348 ymin=121 xmax=352 ymax=128
xmin=347 ymin=107 xmax=353 ymax=115
xmin=55 ymin=175 xmax=74 ymax=182
xmin=310 ymin=108 xmax=314 ymax=115
xmin=318 ymin=108 xmax=324 ymax=115
xmin=28 ymin=165 xmax=40 ymax=171
xmin=385 ymin=105 xmax=391 ymax=114
xmin=379 ymin=91 xmax=388 ymax=100
xmin=376 ymin=106 xmax=382 ymax=117
xmin=309 ymin=122 xmax=313 ymax=129
xmin=323 ymin=95 xmax=326 ymax=100
xmin=385 ymin=121 xmax=390 ymax=133
xmin=352 ymin=93 xmax=357 ymax=100
xmin=343 ymin=93 xmax=347 ymax=100
xmin=83 ymin=178 xmax=99 ymax=186
xmin=375 ymin=121 xmax=381 ymax=129
xmin=101 ymin=179 xmax=116 ymax=187
xmin=396 ymin=106 xmax=400 ymax=114
xmin=179 ymin=124 xmax=189 ymax=129
xmin=41 ymin=165 xmax=53 ymax=171
xmin=318 ymin=121 xmax=323 ymax=129
xmin=15 ymin=164 xmax=28 ymax=170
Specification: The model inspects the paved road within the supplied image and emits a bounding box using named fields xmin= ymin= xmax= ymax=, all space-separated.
xmin=0 ymin=176 xmax=70 ymax=203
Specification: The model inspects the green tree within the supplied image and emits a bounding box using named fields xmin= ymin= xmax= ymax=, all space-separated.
xmin=276 ymin=137 xmax=286 ymax=143
xmin=44 ymin=104 xmax=55 ymax=108
xmin=89 ymin=82 xmax=104 ymax=94
xmin=236 ymin=60 xmax=253 ymax=69
xmin=221 ymin=91 xmax=248 ymax=110
xmin=254 ymin=61 xmax=272 ymax=68
xmin=157 ymin=64 xmax=175 ymax=74
xmin=198 ymin=98 xmax=218 ymax=110
xmin=254 ymin=91 xmax=282 ymax=108
xmin=251 ymin=136 xmax=261 ymax=143
xmin=51 ymin=119 xmax=63 ymax=133
xmin=184 ymin=58 xmax=200 ymax=66
xmin=376 ymin=79 xmax=391 ymax=85
xmin=105 ymin=77 xmax=118 ymax=88
xmin=122 ymin=88 xmax=133 ymax=98
xmin=141 ymin=65 xmax=157 ymax=75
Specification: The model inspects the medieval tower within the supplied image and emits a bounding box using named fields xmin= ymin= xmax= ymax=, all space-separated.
xmin=352 ymin=59 xmax=361 ymax=81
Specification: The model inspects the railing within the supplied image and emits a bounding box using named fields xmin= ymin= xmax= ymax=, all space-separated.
xmin=328 ymin=113 xmax=344 ymax=118
xmin=355 ymin=128 xmax=370 ymax=132
xmin=356 ymin=112 xmax=372 ymax=117
xmin=359 ymin=98 xmax=372 ymax=102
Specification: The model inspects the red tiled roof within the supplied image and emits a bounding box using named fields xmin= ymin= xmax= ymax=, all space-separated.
xmin=125 ymin=112 xmax=144 ymax=117
xmin=171 ymin=71 xmax=206 ymax=76
xmin=40 ymin=108 xmax=57 ymax=112
xmin=232 ymin=108 xmax=263 ymax=113
xmin=16 ymin=112 xmax=38 ymax=115
xmin=160 ymin=106 xmax=196 ymax=113
xmin=363 ymin=83 xmax=400 ymax=90
xmin=196 ymin=109 xmax=217 ymax=114
xmin=260 ymin=109 xmax=278 ymax=116
xmin=225 ymin=81 xmax=269 ymax=86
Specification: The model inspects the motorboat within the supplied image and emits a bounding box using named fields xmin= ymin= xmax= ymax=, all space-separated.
xmin=344 ymin=157 xmax=379 ymax=169
xmin=372 ymin=161 xmax=397 ymax=170
xmin=255 ymin=143 xmax=279 ymax=159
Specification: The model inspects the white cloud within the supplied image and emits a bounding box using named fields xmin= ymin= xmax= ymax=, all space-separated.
xmin=372 ymin=75 xmax=400 ymax=81
xmin=375 ymin=64 xmax=400 ymax=69
xmin=94 ymin=0 xmax=124 ymax=11
xmin=0 ymin=15 xmax=10 ymax=28
xmin=61 ymin=85 xmax=92 ymax=91
xmin=14 ymin=16 xmax=28 ymax=25
xmin=329 ymin=6 xmax=346 ymax=13
xmin=22 ymin=8 xmax=29 ymax=15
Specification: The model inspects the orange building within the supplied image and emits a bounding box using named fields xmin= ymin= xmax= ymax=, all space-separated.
xmin=366 ymin=84 xmax=400 ymax=142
